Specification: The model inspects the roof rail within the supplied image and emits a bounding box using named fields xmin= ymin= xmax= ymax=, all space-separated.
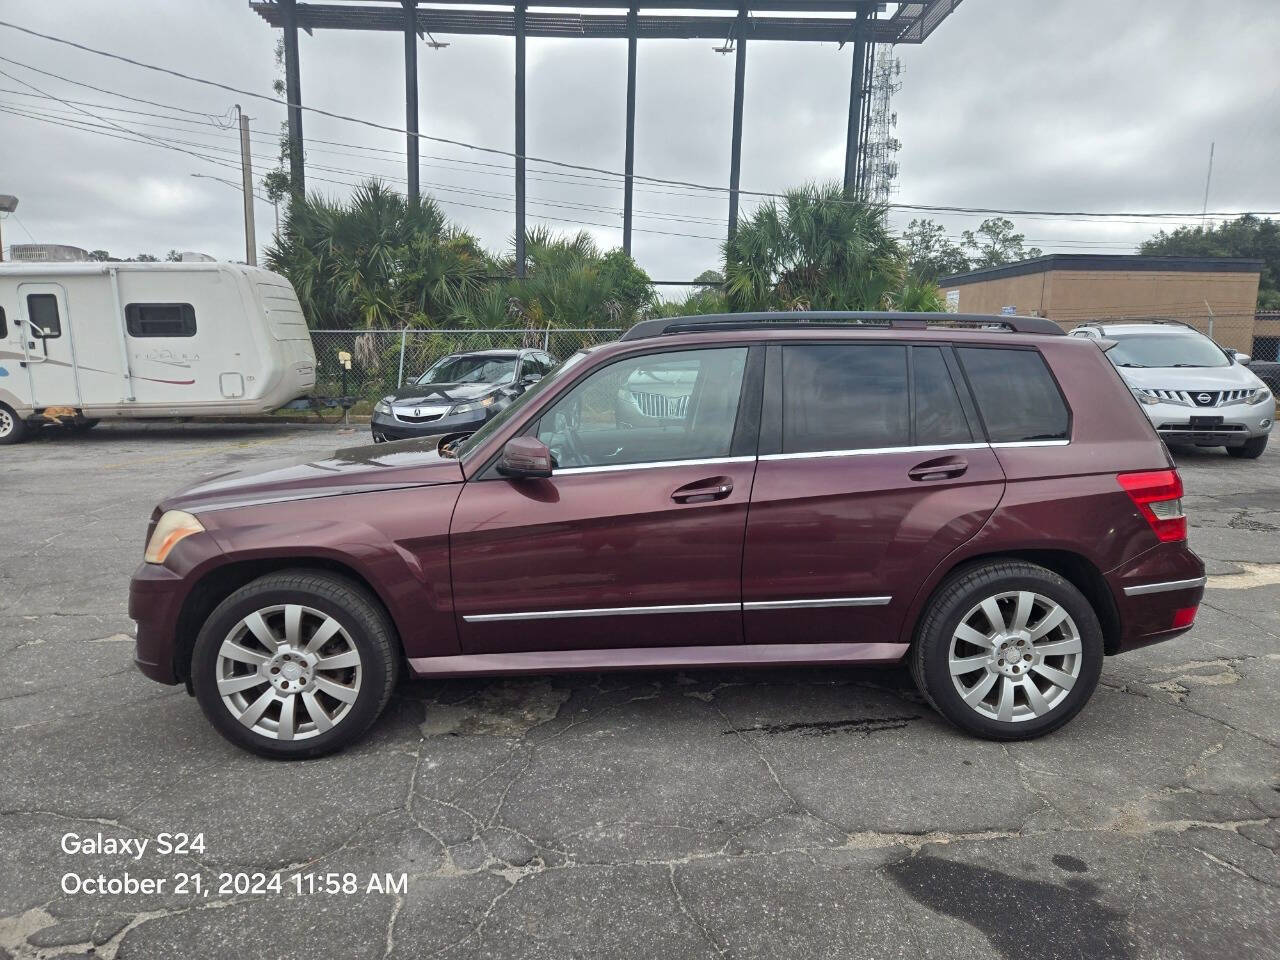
xmin=620 ymin=311 xmax=1066 ymax=342
xmin=1070 ymin=317 xmax=1197 ymax=332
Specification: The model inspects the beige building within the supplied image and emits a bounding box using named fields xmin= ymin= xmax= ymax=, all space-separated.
xmin=939 ymin=255 xmax=1263 ymax=353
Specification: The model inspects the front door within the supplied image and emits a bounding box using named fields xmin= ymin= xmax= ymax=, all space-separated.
xmin=17 ymin=282 xmax=79 ymax=409
xmin=450 ymin=345 xmax=761 ymax=654
xmin=743 ymin=342 xmax=1006 ymax=646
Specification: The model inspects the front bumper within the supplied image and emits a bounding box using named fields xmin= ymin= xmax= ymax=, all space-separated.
xmin=370 ymin=408 xmax=489 ymax=443
xmin=1140 ymin=397 xmax=1274 ymax=446
xmin=129 ymin=562 xmax=189 ymax=684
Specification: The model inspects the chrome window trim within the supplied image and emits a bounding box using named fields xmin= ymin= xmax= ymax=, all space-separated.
xmin=1122 ymin=576 xmax=1207 ymax=597
xmin=463 ymin=602 xmax=740 ymax=623
xmin=743 ymin=596 xmax=892 ymax=610
xmin=463 ymin=595 xmax=894 ymax=622
xmin=758 ymin=442 xmax=989 ymax=462
xmin=990 ymin=439 xmax=1071 ymax=448
xmin=554 ymin=455 xmax=756 ymax=476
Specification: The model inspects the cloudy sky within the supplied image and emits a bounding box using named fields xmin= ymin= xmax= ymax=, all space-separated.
xmin=1 ymin=0 xmax=1277 ymax=288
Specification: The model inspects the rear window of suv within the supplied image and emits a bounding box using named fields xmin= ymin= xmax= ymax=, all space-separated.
xmin=782 ymin=344 xmax=909 ymax=452
xmin=957 ymin=347 xmax=1070 ymax=443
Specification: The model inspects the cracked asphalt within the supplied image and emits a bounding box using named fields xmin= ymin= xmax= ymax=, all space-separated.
xmin=0 ymin=422 xmax=1277 ymax=960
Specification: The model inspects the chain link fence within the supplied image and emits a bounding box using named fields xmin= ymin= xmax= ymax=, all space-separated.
xmin=308 ymin=328 xmax=623 ymax=402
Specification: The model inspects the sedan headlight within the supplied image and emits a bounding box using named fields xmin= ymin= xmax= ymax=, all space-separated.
xmin=1245 ymin=388 xmax=1272 ymax=406
xmin=450 ymin=396 xmax=496 ymax=416
xmin=374 ymin=397 xmax=393 ymax=415
xmin=144 ymin=510 xmax=204 ymax=564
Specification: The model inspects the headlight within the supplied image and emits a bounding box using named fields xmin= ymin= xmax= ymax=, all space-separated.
xmin=374 ymin=398 xmax=393 ymax=415
xmin=450 ymin=396 xmax=496 ymax=416
xmin=1132 ymin=388 xmax=1188 ymax=407
xmin=1246 ymin=388 xmax=1272 ymax=406
xmin=1132 ymin=389 xmax=1160 ymax=407
xmin=144 ymin=510 xmax=204 ymax=564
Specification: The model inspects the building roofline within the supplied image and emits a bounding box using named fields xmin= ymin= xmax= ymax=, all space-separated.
xmin=939 ymin=254 xmax=1266 ymax=287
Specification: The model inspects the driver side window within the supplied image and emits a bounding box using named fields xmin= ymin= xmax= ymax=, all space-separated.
xmin=536 ymin=347 xmax=747 ymax=469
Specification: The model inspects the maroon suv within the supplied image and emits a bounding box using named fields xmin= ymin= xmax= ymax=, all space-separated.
xmin=130 ymin=313 xmax=1205 ymax=758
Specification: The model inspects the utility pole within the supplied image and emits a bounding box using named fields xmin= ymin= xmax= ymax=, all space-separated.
xmin=237 ymin=105 xmax=258 ymax=266
xmin=0 ymin=195 xmax=17 ymax=262
xmin=1200 ymin=141 xmax=1215 ymax=226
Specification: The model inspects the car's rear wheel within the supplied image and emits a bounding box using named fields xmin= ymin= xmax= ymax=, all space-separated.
xmin=910 ymin=560 xmax=1103 ymax=740
xmin=0 ymin=403 xmax=28 ymax=445
xmin=191 ymin=571 xmax=398 ymax=759
xmin=1227 ymin=435 xmax=1268 ymax=459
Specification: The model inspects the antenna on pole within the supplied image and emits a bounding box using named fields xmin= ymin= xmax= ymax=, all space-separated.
xmin=1200 ymin=141 xmax=1215 ymax=225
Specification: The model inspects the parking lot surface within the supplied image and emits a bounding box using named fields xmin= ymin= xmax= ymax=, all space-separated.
xmin=0 ymin=423 xmax=1276 ymax=959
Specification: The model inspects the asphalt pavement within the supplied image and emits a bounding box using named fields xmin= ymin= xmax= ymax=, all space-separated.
xmin=0 ymin=422 xmax=1276 ymax=959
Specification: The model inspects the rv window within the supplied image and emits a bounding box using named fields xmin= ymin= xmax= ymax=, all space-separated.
xmin=26 ymin=294 xmax=61 ymax=338
xmin=0 ymin=306 xmax=6 ymax=339
xmin=125 ymin=303 xmax=197 ymax=338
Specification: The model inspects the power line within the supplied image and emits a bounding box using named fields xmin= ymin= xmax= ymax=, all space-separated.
xmin=4 ymin=20 xmax=1279 ymax=221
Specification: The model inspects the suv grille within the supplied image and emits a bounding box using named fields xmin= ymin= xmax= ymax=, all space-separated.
xmin=1142 ymin=388 xmax=1253 ymax=407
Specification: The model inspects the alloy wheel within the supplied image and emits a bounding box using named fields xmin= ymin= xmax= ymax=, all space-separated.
xmin=947 ymin=590 xmax=1082 ymax=723
xmin=215 ymin=604 xmax=363 ymax=741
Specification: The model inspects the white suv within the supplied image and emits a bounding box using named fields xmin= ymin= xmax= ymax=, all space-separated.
xmin=1070 ymin=321 xmax=1274 ymax=459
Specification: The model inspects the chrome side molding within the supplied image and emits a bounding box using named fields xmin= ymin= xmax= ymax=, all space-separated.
xmin=463 ymin=596 xmax=894 ymax=623
xmin=1122 ymin=576 xmax=1207 ymax=597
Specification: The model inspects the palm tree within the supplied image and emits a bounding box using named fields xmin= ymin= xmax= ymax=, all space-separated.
xmin=723 ymin=183 xmax=942 ymax=313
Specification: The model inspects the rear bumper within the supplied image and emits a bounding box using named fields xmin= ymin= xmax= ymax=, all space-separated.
xmin=1105 ymin=542 xmax=1206 ymax=654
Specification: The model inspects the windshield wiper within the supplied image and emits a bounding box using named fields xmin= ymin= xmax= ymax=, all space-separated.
xmin=1115 ymin=363 xmax=1148 ymax=368
xmin=1170 ymin=363 xmax=1209 ymax=368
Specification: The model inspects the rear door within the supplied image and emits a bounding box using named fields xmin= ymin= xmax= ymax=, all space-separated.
xmin=742 ymin=341 xmax=1006 ymax=645
xmin=18 ymin=282 xmax=79 ymax=409
xmin=450 ymin=344 xmax=762 ymax=654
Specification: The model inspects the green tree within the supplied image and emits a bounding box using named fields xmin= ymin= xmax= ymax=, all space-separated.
xmin=901 ymin=218 xmax=970 ymax=280
xmin=723 ymin=182 xmax=941 ymax=312
xmin=960 ymin=217 xmax=1042 ymax=269
xmin=88 ymin=249 xmax=113 ymax=262
xmin=266 ymin=179 xmax=491 ymax=330
xmin=1140 ymin=215 xmax=1280 ymax=309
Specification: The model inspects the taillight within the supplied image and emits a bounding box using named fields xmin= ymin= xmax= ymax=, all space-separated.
xmin=1117 ymin=470 xmax=1186 ymax=542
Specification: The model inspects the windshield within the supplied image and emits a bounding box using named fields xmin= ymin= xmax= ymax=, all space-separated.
xmin=1106 ymin=333 xmax=1229 ymax=369
xmin=452 ymin=351 xmax=591 ymax=459
xmin=417 ymin=354 xmax=517 ymax=385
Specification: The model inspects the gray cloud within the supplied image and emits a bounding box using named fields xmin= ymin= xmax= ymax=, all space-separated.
xmin=1 ymin=0 xmax=1276 ymax=285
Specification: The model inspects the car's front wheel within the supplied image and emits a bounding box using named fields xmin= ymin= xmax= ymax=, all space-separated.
xmin=910 ymin=560 xmax=1103 ymax=740
xmin=1227 ymin=435 xmax=1268 ymax=459
xmin=191 ymin=571 xmax=398 ymax=759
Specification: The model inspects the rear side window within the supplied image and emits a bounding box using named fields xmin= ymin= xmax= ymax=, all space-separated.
xmin=125 ymin=303 xmax=197 ymax=338
xmin=957 ymin=347 xmax=1070 ymax=443
xmin=782 ymin=344 xmax=908 ymax=453
xmin=26 ymin=294 xmax=61 ymax=337
xmin=913 ymin=346 xmax=972 ymax=445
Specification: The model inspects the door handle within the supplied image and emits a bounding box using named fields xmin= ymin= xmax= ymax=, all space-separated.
xmin=908 ymin=457 xmax=968 ymax=482
xmin=671 ymin=476 xmax=734 ymax=504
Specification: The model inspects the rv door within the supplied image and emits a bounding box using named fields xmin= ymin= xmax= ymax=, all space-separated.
xmin=18 ymin=282 xmax=80 ymax=410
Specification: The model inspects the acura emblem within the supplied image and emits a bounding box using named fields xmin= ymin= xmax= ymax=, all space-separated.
xmin=1197 ymin=393 xmax=1212 ymax=404
xmin=414 ymin=408 xmax=421 ymax=417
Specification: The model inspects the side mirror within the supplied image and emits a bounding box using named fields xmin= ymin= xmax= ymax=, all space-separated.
xmin=498 ymin=436 xmax=553 ymax=479
xmin=520 ymin=373 xmax=542 ymax=386
xmin=1236 ymin=353 xmax=1252 ymax=365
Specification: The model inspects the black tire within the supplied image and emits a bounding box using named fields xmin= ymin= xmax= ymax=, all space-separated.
xmin=191 ymin=570 xmax=399 ymax=759
xmin=66 ymin=418 xmax=100 ymax=432
xmin=910 ymin=559 xmax=1104 ymax=741
xmin=0 ymin=403 xmax=28 ymax=445
xmin=1227 ymin=435 xmax=1268 ymax=459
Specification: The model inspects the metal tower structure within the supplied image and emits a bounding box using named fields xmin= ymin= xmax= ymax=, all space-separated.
xmin=251 ymin=0 xmax=963 ymax=272
xmin=861 ymin=54 xmax=903 ymax=203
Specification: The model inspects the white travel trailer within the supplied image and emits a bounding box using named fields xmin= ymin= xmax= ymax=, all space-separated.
xmin=0 ymin=261 xmax=315 ymax=443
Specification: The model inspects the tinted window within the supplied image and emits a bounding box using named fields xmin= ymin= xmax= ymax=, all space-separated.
xmin=781 ymin=344 xmax=908 ymax=453
xmin=913 ymin=346 xmax=972 ymax=445
xmin=0 ymin=306 xmax=6 ymax=339
xmin=957 ymin=347 xmax=1070 ymax=443
xmin=26 ymin=294 xmax=60 ymax=337
xmin=125 ymin=303 xmax=197 ymax=338
xmin=537 ymin=347 xmax=747 ymax=468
